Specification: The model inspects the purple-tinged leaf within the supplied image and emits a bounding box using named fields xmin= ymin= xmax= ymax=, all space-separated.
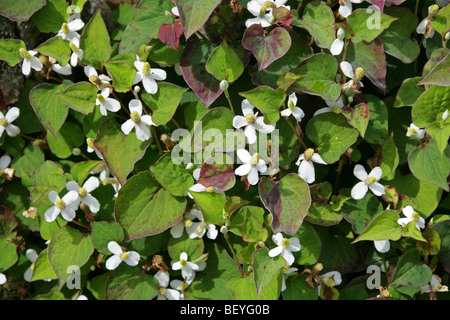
xmin=259 ymin=174 xmax=311 ymax=236
xmin=158 ymin=20 xmax=184 ymax=51
xmin=366 ymin=0 xmax=385 ymax=11
xmin=179 ymin=39 xmax=222 ymax=107
xmin=198 ymin=154 xmax=236 ymax=191
xmin=242 ymin=24 xmax=291 ymax=71
xmin=174 ymin=0 xmax=221 ymax=39
xmin=0 ymin=0 xmax=45 ymax=22
xmin=342 ymin=103 xmax=370 ymax=138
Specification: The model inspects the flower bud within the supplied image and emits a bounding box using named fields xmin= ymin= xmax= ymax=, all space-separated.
xmin=220 ymin=79 xmax=229 ymax=91
xmin=442 ymin=109 xmax=449 ymax=121
xmin=134 ymin=85 xmax=141 ymax=93
xmin=186 ymin=162 xmax=194 ymax=170
xmin=72 ymin=148 xmax=81 ymax=156
xmin=445 ymin=32 xmax=450 ymax=40
xmin=337 ymin=28 xmax=345 ymax=40
xmin=220 ymin=226 xmax=228 ymax=234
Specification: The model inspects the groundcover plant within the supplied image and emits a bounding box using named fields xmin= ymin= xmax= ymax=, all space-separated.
xmin=0 ymin=0 xmax=449 ymax=301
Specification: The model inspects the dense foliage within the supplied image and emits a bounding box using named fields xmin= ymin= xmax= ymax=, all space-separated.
xmin=0 ymin=0 xmax=449 ymax=300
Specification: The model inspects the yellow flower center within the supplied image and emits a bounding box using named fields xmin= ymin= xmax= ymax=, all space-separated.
xmin=412 ymin=211 xmax=421 ymax=222
xmin=322 ymin=277 xmax=335 ymax=288
xmin=354 ymin=67 xmax=365 ymax=82
xmin=259 ymin=1 xmax=277 ymax=17
xmin=407 ymin=127 xmax=417 ymax=136
xmin=313 ymin=262 xmax=324 ymax=273
xmin=78 ymin=187 xmax=87 ymax=198
xmin=245 ymin=113 xmax=256 ymax=124
xmin=0 ymin=118 xmax=8 ymax=127
xmin=281 ymin=238 xmax=290 ymax=248
xmin=30 ymin=263 xmax=35 ymax=271
xmin=96 ymin=94 xmax=105 ymax=103
xmin=56 ymin=199 xmax=66 ymax=210
xmin=159 ymin=287 xmax=167 ymax=295
xmin=428 ymin=4 xmax=439 ymax=19
xmin=130 ymin=111 xmax=141 ymax=124
xmin=69 ymin=42 xmax=79 ymax=53
xmin=331 ymin=106 xmax=341 ymax=114
xmin=89 ymin=75 xmax=100 ymax=85
xmin=61 ymin=23 xmax=69 ymax=34
xmin=184 ymin=219 xmax=193 ymax=228
xmin=288 ymin=100 xmax=296 ymax=111
xmin=281 ymin=265 xmax=290 ymax=273
xmin=364 ymin=176 xmax=376 ymax=186
xmin=142 ymin=62 xmax=151 ymax=77
xmin=198 ymin=222 xmax=206 ymax=234
xmin=120 ymin=252 xmax=129 ymax=261
xmin=304 ymin=148 xmax=315 ymax=161
xmin=20 ymin=48 xmax=31 ymax=60
xmin=86 ymin=138 xmax=94 ymax=149
xmin=250 ymin=152 xmax=260 ymax=166
xmin=432 ymin=284 xmax=442 ymax=292
xmin=0 ymin=169 xmax=4 ymax=177
xmin=205 ymin=186 xmax=215 ymax=193
xmin=180 ymin=259 xmax=187 ymax=267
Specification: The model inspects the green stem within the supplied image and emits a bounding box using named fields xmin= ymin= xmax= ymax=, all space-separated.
xmin=224 ymin=89 xmax=235 ymax=115
xmin=224 ymin=233 xmax=244 ymax=276
xmin=333 ymin=157 xmax=344 ymax=195
xmin=151 ymin=126 xmax=164 ymax=154
xmin=286 ymin=116 xmax=307 ymax=150
xmin=381 ymin=253 xmax=390 ymax=283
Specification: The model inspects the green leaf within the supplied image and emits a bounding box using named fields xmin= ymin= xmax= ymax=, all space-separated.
xmin=253 ymin=248 xmax=286 ymax=297
xmin=115 ymin=171 xmax=186 ymax=240
xmin=391 ymin=248 xmax=432 ymax=288
xmin=364 ymin=94 xmax=389 ymax=145
xmin=15 ymin=80 xmax=44 ymax=134
xmin=296 ymin=0 xmax=335 ymax=49
xmin=229 ymin=206 xmax=268 ymax=243
xmin=70 ymin=160 xmax=103 ymax=185
xmin=0 ymin=39 xmax=26 ymax=67
xmin=0 ymin=0 xmax=46 ymax=22
xmin=347 ymin=9 xmax=397 ymax=44
xmin=408 ymin=140 xmax=450 ymax=191
xmin=433 ymin=220 xmax=450 ymax=273
xmin=412 ymin=86 xmax=450 ymax=128
xmin=150 ymin=153 xmax=194 ymax=197
xmin=379 ymin=8 xmax=420 ymax=64
xmin=29 ymin=80 xmax=72 ymax=139
xmin=35 ymin=36 xmax=72 ymax=67
xmin=34 ymin=291 xmax=66 ymax=300
xmin=48 ymin=225 xmax=94 ymax=289
xmin=93 ymin=119 xmax=149 ymax=186
xmin=46 ymin=122 xmax=85 ymax=159
xmin=306 ymin=112 xmax=359 ymax=164
xmin=0 ymin=233 xmax=18 ymax=272
xmin=30 ymin=248 xmax=58 ymax=282
xmin=141 ymin=82 xmax=188 ymax=126
xmin=226 ymin=273 xmax=282 ymax=300
xmin=119 ymin=24 xmax=151 ymax=55
xmin=91 ymin=221 xmax=124 ymax=255
xmin=106 ymin=268 xmax=158 ymax=300
xmin=282 ymin=274 xmax=317 ymax=300
xmin=190 ymin=191 xmax=227 ymax=226
xmin=259 ymin=174 xmax=311 ymax=235
xmin=401 ymin=220 xmax=427 ymax=242
xmin=175 ymin=0 xmax=221 ymax=39
xmin=426 ymin=121 xmax=450 ymax=157
xmin=430 ymin=3 xmax=450 ymax=36
xmin=306 ymin=182 xmax=344 ymax=227
xmin=353 ymin=210 xmax=402 ymax=243
xmin=32 ymin=161 xmax=66 ymax=192
xmin=57 ymin=82 xmax=98 ymax=114
xmin=342 ymin=103 xmax=370 ymax=138
xmin=11 ymin=143 xmax=45 ymax=179
xmin=242 ymin=25 xmax=291 ymax=71
xmin=393 ymin=77 xmax=425 ymax=107
xmin=167 ymin=232 xmax=204 ymax=262
xmin=104 ymin=53 xmax=137 ymax=93
xmin=295 ymin=221 xmax=321 ymax=265
xmin=129 ymin=0 xmax=173 ymax=39
xmin=374 ymin=133 xmax=400 ymax=181
xmin=188 ymin=243 xmax=241 ymax=300
xmin=292 ymin=53 xmax=342 ymax=101
xmin=31 ymin=0 xmax=68 ymax=33
xmin=419 ymin=53 xmax=450 ymax=87
xmin=206 ymin=41 xmax=244 ymax=83
xmin=80 ymin=9 xmax=112 ymax=70
xmin=239 ymin=86 xmax=286 ymax=125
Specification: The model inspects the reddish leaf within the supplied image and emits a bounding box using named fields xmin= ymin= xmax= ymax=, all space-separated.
xmin=272 ymin=7 xmax=293 ymax=26
xmin=198 ymin=155 xmax=236 ymax=191
xmin=242 ymin=24 xmax=291 ymax=71
xmin=366 ymin=0 xmax=385 ymax=11
xmin=158 ymin=20 xmax=184 ymax=51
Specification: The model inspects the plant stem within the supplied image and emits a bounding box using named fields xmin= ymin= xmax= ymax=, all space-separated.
xmin=111 ymin=91 xmax=130 ymax=117
xmin=151 ymin=126 xmax=164 ymax=154
xmin=286 ymin=116 xmax=307 ymax=150
xmin=224 ymin=89 xmax=235 ymax=115
xmin=333 ymin=157 xmax=344 ymax=195
xmin=71 ymin=220 xmax=90 ymax=230
xmin=381 ymin=253 xmax=390 ymax=283
xmin=223 ymin=233 xmax=244 ymax=276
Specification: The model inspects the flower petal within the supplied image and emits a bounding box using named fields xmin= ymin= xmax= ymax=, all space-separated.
xmin=268 ymin=245 xmax=283 ymax=258
xmin=233 ymin=115 xmax=248 ymax=129
xmin=340 ymin=61 xmax=354 ymax=78
xmin=105 ymin=255 xmax=122 ymax=270
xmin=298 ymin=160 xmax=315 ymax=184
xmin=121 ymin=119 xmax=135 ymax=135
xmin=61 ymin=207 xmax=76 ymax=221
xmin=369 ymin=182 xmax=385 ymax=196
xmin=241 ymin=99 xmax=254 ymax=116
xmin=235 ymin=163 xmax=252 ymax=176
xmin=124 ymin=251 xmax=140 ymax=266
xmin=5 ymin=107 xmax=19 ymax=123
xmin=237 ymin=149 xmax=252 ymax=164
xmin=330 ymin=38 xmax=344 ymax=56
xmin=244 ymin=124 xmax=257 ymax=144
xmin=142 ymin=76 xmax=158 ymax=94
xmin=368 ymin=167 xmax=383 ymax=180
xmin=353 ymin=164 xmax=368 ymax=181
xmin=374 ymin=240 xmax=390 ymax=253
xmin=107 ymin=241 xmax=123 ymax=255
xmin=247 ymin=167 xmax=259 ymax=185
xmin=351 ymin=181 xmax=368 ymax=200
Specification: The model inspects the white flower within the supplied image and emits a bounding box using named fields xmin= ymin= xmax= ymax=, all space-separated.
xmin=0 ymin=107 xmax=20 ymax=138
xmin=133 ymin=60 xmax=167 ymax=94
xmin=0 ymin=273 xmax=6 ymax=285
xmin=233 ymin=99 xmax=275 ymax=145
xmin=245 ymin=0 xmax=290 ymax=28
xmin=19 ymin=48 xmax=43 ymax=76
xmin=420 ymin=275 xmax=449 ymax=294
xmin=185 ymin=209 xmax=218 ymax=240
xmin=374 ymin=240 xmax=390 ymax=253
xmin=170 ymin=279 xmax=187 ymax=300
xmin=351 ymin=165 xmax=385 ymax=200
xmin=121 ymin=99 xmax=157 ymax=141
xmin=340 ymin=61 xmax=364 ymax=90
xmin=155 ymin=271 xmax=182 ymax=300
xmin=406 ymin=123 xmax=425 ymax=139
xmin=84 ymin=65 xmax=112 ymax=89
xmin=44 ymin=190 xmax=79 ymax=222
xmin=24 ymin=249 xmax=38 ymax=282
xmin=171 ymin=6 xmax=179 ymax=17
xmin=295 ymin=148 xmax=327 ymax=184
xmin=105 ymin=241 xmax=140 ymax=270
xmin=49 ymin=57 xmax=72 ymax=75
xmin=56 ymin=13 xmax=85 ymax=47
xmin=330 ymin=28 xmax=345 ymax=56
xmin=316 ymin=271 xmax=342 ymax=295
xmin=95 ymin=87 xmax=121 ymax=116
xmin=69 ymin=42 xmax=84 ymax=67
xmin=314 ymin=96 xmax=345 ymax=117
xmin=86 ymin=138 xmax=103 ymax=160
xmin=280 ymin=93 xmax=305 ymax=122
xmin=65 ymin=176 xmax=101 ymax=213
xmin=338 ymin=0 xmax=364 ymax=18
xmin=0 ymin=154 xmax=14 ymax=180
xmin=416 ymin=18 xmax=435 ymax=39
xmin=281 ymin=266 xmax=298 ymax=292
xmin=268 ymin=232 xmax=301 ymax=265
xmin=397 ymin=205 xmax=426 ymax=230
xmin=171 ymin=252 xmax=200 ymax=281
xmin=235 ymin=149 xmax=267 ymax=185
xmin=76 ymin=295 xmax=88 ymax=300
xmin=443 ymin=109 xmax=449 ymax=121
